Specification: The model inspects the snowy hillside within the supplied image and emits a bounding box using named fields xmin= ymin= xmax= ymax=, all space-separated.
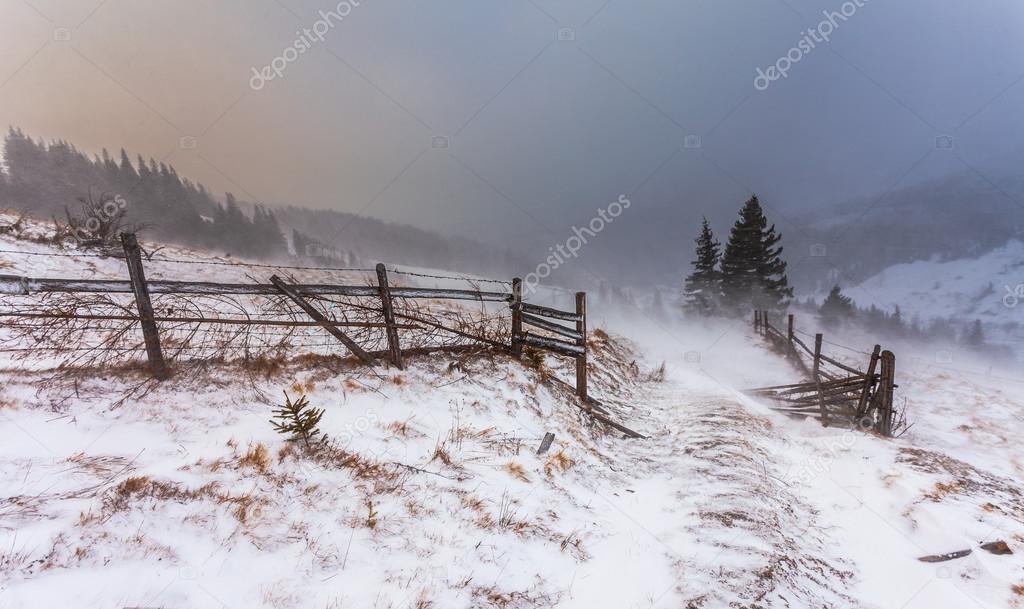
xmin=1 ymin=218 xmax=1023 ymax=609
xmin=849 ymin=240 xmax=1024 ymax=327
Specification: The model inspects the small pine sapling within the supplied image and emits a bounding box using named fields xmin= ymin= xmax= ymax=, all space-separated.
xmin=270 ymin=391 xmax=324 ymax=449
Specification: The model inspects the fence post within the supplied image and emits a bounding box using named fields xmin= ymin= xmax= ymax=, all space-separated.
xmin=812 ymin=332 xmax=828 ymax=426
xmin=787 ymin=314 xmax=794 ymax=344
xmin=375 ymin=263 xmax=403 ymax=369
xmin=855 ymin=344 xmax=882 ymax=419
xmin=120 ymin=233 xmax=168 ymax=380
xmin=754 ymin=310 xmax=760 ymax=333
xmin=511 ymin=277 xmax=523 ymax=355
xmin=575 ymin=291 xmax=587 ymax=401
xmin=878 ymin=350 xmax=896 ymax=436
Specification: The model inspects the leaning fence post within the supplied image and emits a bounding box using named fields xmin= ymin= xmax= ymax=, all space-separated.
xmin=878 ymin=350 xmax=896 ymax=436
xmin=855 ymin=344 xmax=882 ymax=419
xmin=575 ymin=291 xmax=588 ymax=401
xmin=812 ymin=332 xmax=828 ymax=426
xmin=375 ymin=263 xmax=403 ymax=369
xmin=511 ymin=277 xmax=523 ymax=355
xmin=120 ymin=232 xmax=168 ymax=380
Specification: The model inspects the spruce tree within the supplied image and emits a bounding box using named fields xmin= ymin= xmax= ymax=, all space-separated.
xmin=819 ymin=285 xmax=855 ymax=326
xmin=963 ymin=319 xmax=984 ymax=347
xmin=682 ymin=218 xmax=722 ymax=315
xmin=720 ymin=195 xmax=792 ymax=312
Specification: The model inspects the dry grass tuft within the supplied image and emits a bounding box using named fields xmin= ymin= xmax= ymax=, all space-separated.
xmin=544 ymin=449 xmax=573 ymax=476
xmin=504 ymin=461 xmax=530 ymax=483
xmin=238 ymin=443 xmax=270 ymax=473
xmin=432 ymin=440 xmax=453 ymax=467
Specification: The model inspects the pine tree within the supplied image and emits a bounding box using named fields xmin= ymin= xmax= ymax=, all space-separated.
xmin=963 ymin=319 xmax=984 ymax=347
xmin=270 ymin=392 xmax=324 ymax=448
xmin=819 ymin=285 xmax=856 ymax=326
xmin=682 ymin=218 xmax=722 ymax=315
xmin=720 ymin=195 xmax=793 ymax=312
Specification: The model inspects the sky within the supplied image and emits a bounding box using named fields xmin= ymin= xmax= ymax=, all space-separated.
xmin=2 ymin=0 xmax=1024 ymax=260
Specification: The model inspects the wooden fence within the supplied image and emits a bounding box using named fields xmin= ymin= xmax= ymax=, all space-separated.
xmin=0 ymin=233 xmax=591 ymax=400
xmin=749 ymin=309 xmax=899 ymax=436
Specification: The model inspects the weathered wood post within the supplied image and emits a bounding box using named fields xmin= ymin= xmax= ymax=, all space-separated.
xmin=812 ymin=332 xmax=828 ymax=426
xmin=270 ymin=275 xmax=376 ymax=366
xmin=575 ymin=291 xmax=588 ymax=401
xmin=754 ymin=310 xmax=761 ymax=333
xmin=787 ymin=314 xmax=795 ymax=344
xmin=855 ymin=344 xmax=882 ymax=419
xmin=375 ymin=263 xmax=403 ymax=369
xmin=511 ymin=277 xmax=523 ymax=356
xmin=120 ymin=232 xmax=168 ymax=380
xmin=878 ymin=350 xmax=896 ymax=436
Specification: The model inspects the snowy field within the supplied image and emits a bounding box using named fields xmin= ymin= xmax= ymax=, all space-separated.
xmin=1 ymin=219 xmax=1023 ymax=608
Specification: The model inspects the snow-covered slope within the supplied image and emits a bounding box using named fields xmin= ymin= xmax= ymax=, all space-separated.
xmin=849 ymin=240 xmax=1024 ymax=326
xmin=2 ymin=216 xmax=1023 ymax=609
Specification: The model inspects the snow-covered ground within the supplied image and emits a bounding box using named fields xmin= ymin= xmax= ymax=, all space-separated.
xmin=1 ymin=216 xmax=1023 ymax=608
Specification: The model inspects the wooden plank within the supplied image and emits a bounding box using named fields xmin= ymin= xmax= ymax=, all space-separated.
xmin=521 ymin=302 xmax=580 ymax=322
xmin=375 ymin=263 xmax=403 ymax=369
xmin=575 ymin=291 xmax=587 ymax=401
xmin=521 ymin=333 xmax=585 ymax=357
xmin=120 ymin=233 xmax=168 ymax=380
xmin=521 ymin=312 xmax=583 ymax=341
xmin=855 ymin=345 xmax=882 ymax=418
xmin=536 ymin=432 xmax=555 ymax=454
xmin=0 ymin=274 xmax=511 ymax=302
xmin=511 ymin=277 xmax=523 ymax=355
xmin=819 ymin=352 xmax=865 ymax=376
xmin=791 ymin=334 xmax=815 ymax=356
xmin=269 ymin=275 xmax=376 ymax=366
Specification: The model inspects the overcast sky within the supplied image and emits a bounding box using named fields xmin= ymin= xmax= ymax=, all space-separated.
xmin=2 ymin=0 xmax=1024 ymax=253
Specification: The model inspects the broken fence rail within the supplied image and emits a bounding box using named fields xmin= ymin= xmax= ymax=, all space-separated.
xmin=749 ymin=310 xmax=898 ymax=437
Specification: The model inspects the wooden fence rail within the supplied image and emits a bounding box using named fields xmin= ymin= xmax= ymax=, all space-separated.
xmin=749 ymin=309 xmax=899 ymax=437
xmin=0 ymin=233 xmax=594 ymax=404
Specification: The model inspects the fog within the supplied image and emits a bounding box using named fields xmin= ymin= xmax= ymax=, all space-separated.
xmin=2 ymin=0 xmax=1024 ymax=290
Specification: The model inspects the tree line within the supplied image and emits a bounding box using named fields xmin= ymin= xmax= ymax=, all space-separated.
xmin=0 ymin=127 xmax=288 ymax=258
xmin=680 ymin=196 xmax=995 ymax=352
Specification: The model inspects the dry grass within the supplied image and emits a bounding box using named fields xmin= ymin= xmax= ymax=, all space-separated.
xmin=431 ymin=440 xmax=453 ymax=467
xmin=504 ymin=461 xmax=530 ymax=483
xmin=238 ymin=443 xmax=270 ymax=473
xmin=102 ymin=476 xmax=261 ymax=523
xmin=544 ymin=449 xmax=573 ymax=476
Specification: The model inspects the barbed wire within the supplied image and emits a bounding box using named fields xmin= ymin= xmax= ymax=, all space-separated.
xmin=793 ymin=328 xmax=872 ymax=356
xmin=386 ymin=267 xmax=511 ymax=286
xmin=0 ymin=248 xmax=113 ymax=260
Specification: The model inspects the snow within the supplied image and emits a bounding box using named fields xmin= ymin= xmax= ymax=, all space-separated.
xmin=2 ymin=214 xmax=1023 ymax=608
xmin=848 ymin=239 xmax=1024 ymax=327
